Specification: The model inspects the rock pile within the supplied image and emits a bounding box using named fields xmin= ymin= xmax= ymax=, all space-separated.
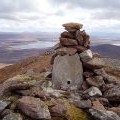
xmin=51 ymin=22 xmax=120 ymax=119
xmin=0 ymin=23 xmax=120 ymax=120
xmin=52 ymin=22 xmax=104 ymax=91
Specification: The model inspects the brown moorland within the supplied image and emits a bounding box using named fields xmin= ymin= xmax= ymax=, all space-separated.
xmin=0 ymin=54 xmax=53 ymax=83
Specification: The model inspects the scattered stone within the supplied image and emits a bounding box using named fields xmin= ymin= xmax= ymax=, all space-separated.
xmin=94 ymin=68 xmax=106 ymax=76
xmin=83 ymin=86 xmax=102 ymax=97
xmin=103 ymin=74 xmax=120 ymax=84
xmin=1 ymin=109 xmax=12 ymax=117
xmin=83 ymin=57 xmax=105 ymax=69
xmin=51 ymin=103 xmax=67 ymax=117
xmin=60 ymin=38 xmax=78 ymax=46
xmin=86 ymin=76 xmax=104 ymax=87
xmin=62 ymin=22 xmax=83 ymax=32
xmin=81 ymin=81 xmax=89 ymax=91
xmin=46 ymin=89 xmax=67 ymax=98
xmin=17 ymin=96 xmax=51 ymax=120
xmin=104 ymin=85 xmax=120 ymax=101
xmin=92 ymin=99 xmax=106 ymax=111
xmin=0 ymin=79 xmax=31 ymax=96
xmin=108 ymin=107 xmax=120 ymax=117
xmin=89 ymin=109 xmax=120 ymax=120
xmin=71 ymin=99 xmax=92 ymax=109
xmin=83 ymin=71 xmax=94 ymax=78
xmin=52 ymin=54 xmax=83 ymax=90
xmin=1 ymin=22 xmax=119 ymax=120
xmin=0 ymin=100 xmax=10 ymax=113
xmin=2 ymin=112 xmax=23 ymax=120
xmin=79 ymin=49 xmax=93 ymax=62
xmin=44 ymin=71 xmax=52 ymax=79
xmin=98 ymin=98 xmax=109 ymax=106
xmin=56 ymin=47 xmax=77 ymax=56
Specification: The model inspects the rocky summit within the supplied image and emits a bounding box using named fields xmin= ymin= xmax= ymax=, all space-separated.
xmin=0 ymin=22 xmax=120 ymax=120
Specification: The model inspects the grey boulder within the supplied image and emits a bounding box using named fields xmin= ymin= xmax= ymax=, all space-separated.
xmin=17 ymin=96 xmax=51 ymax=120
xmin=89 ymin=109 xmax=120 ymax=120
xmin=79 ymin=49 xmax=93 ymax=62
xmin=0 ymin=100 xmax=10 ymax=113
xmin=83 ymin=87 xmax=102 ymax=97
xmin=104 ymin=85 xmax=120 ymax=101
xmin=2 ymin=112 xmax=23 ymax=120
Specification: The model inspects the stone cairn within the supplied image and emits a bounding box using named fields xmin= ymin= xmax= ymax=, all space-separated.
xmin=50 ymin=23 xmax=120 ymax=119
xmin=51 ymin=22 xmax=105 ymax=91
xmin=0 ymin=23 xmax=120 ymax=120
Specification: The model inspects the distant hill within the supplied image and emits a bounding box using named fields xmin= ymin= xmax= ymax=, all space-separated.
xmin=91 ymin=44 xmax=120 ymax=59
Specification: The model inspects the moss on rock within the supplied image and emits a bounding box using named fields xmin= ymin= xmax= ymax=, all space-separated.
xmin=46 ymin=98 xmax=90 ymax=120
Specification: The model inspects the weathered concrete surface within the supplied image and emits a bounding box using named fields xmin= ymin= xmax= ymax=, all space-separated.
xmin=52 ymin=54 xmax=83 ymax=90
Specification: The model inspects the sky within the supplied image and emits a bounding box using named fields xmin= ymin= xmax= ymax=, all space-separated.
xmin=0 ymin=0 xmax=120 ymax=34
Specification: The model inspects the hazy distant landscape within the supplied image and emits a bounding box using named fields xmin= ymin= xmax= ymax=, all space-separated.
xmin=0 ymin=32 xmax=120 ymax=64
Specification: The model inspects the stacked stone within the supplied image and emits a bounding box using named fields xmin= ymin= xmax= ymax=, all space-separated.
xmin=51 ymin=22 xmax=105 ymax=91
xmin=54 ymin=22 xmax=90 ymax=57
xmin=51 ymin=23 xmax=120 ymax=119
xmin=51 ymin=23 xmax=104 ymax=69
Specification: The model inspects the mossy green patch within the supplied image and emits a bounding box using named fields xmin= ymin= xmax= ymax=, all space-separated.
xmin=11 ymin=73 xmax=46 ymax=82
xmin=59 ymin=99 xmax=89 ymax=120
xmin=46 ymin=98 xmax=90 ymax=120
xmin=11 ymin=75 xmax=32 ymax=81
xmin=8 ymin=96 xmax=19 ymax=102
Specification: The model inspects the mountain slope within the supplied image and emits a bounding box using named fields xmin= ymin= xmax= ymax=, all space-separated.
xmin=91 ymin=44 xmax=120 ymax=59
xmin=0 ymin=54 xmax=53 ymax=83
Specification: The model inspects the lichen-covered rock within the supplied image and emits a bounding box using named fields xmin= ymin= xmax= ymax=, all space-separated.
xmin=86 ymin=76 xmax=104 ymax=87
xmin=51 ymin=103 xmax=67 ymax=117
xmin=89 ymin=109 xmax=120 ymax=120
xmin=64 ymin=100 xmax=90 ymax=120
xmin=104 ymin=85 xmax=120 ymax=101
xmin=2 ymin=112 xmax=23 ymax=120
xmin=83 ymin=87 xmax=102 ymax=97
xmin=0 ymin=78 xmax=31 ymax=96
xmin=79 ymin=49 xmax=93 ymax=62
xmin=108 ymin=107 xmax=120 ymax=117
xmin=52 ymin=54 xmax=83 ymax=90
xmin=92 ymin=99 xmax=106 ymax=111
xmin=71 ymin=99 xmax=92 ymax=109
xmin=0 ymin=100 xmax=10 ymax=113
xmin=46 ymin=98 xmax=90 ymax=120
xmin=17 ymin=96 xmax=51 ymax=120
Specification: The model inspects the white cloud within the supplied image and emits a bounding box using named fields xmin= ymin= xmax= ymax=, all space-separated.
xmin=0 ymin=0 xmax=120 ymax=33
